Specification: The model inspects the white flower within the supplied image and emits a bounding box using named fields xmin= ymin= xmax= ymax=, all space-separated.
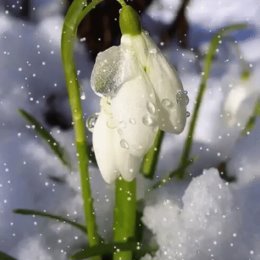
xmin=224 ymin=76 xmax=259 ymax=127
xmin=89 ymin=21 xmax=188 ymax=183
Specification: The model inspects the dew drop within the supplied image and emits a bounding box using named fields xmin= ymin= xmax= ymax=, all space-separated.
xmin=129 ymin=118 xmax=136 ymax=125
xmin=90 ymin=46 xmax=122 ymax=97
xmin=176 ymin=90 xmax=189 ymax=106
xmin=86 ymin=113 xmax=98 ymax=132
xmin=149 ymin=48 xmax=157 ymax=54
xmin=119 ymin=120 xmax=127 ymax=129
xmin=142 ymin=115 xmax=154 ymax=126
xmin=120 ymin=139 xmax=129 ymax=149
xmin=117 ymin=128 xmax=123 ymax=135
xmin=106 ymin=117 xmax=117 ymax=129
xmin=162 ymin=98 xmax=173 ymax=108
xmin=147 ymin=101 xmax=156 ymax=114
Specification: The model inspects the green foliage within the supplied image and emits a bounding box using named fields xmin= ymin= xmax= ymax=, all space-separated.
xmin=14 ymin=209 xmax=86 ymax=234
xmin=243 ymin=100 xmax=260 ymax=135
xmin=62 ymin=0 xmax=104 ymax=255
xmin=71 ymin=241 xmax=157 ymax=259
xmin=18 ymin=109 xmax=72 ymax=169
xmin=113 ymin=179 xmax=136 ymax=260
xmin=151 ymin=23 xmax=248 ymax=189
xmin=0 ymin=251 xmax=16 ymax=260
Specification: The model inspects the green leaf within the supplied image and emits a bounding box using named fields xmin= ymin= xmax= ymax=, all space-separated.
xmin=151 ymin=23 xmax=248 ymax=189
xmin=243 ymin=100 xmax=260 ymax=135
xmin=180 ymin=23 xmax=248 ymax=169
xmin=18 ymin=109 xmax=72 ymax=169
xmin=0 ymin=251 xmax=16 ymax=260
xmin=70 ymin=242 xmax=157 ymax=259
xmin=13 ymin=209 xmax=86 ymax=234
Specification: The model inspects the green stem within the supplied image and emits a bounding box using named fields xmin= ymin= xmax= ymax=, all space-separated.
xmin=61 ymin=0 xmax=103 ymax=252
xmin=113 ymin=178 xmax=136 ymax=260
xmin=141 ymin=130 xmax=164 ymax=179
xmin=242 ymin=99 xmax=260 ymax=135
xmin=151 ymin=23 xmax=247 ymax=189
xmin=116 ymin=0 xmax=126 ymax=7
xmin=71 ymin=241 xmax=158 ymax=259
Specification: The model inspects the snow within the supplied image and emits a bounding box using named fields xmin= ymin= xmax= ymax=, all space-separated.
xmin=143 ymin=169 xmax=236 ymax=260
xmin=0 ymin=0 xmax=260 ymax=259
xmin=142 ymin=168 xmax=260 ymax=260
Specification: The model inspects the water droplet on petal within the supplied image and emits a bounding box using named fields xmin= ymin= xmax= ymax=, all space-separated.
xmin=162 ymin=98 xmax=173 ymax=108
xmin=120 ymin=139 xmax=129 ymax=149
xmin=142 ymin=115 xmax=154 ymax=126
xmin=147 ymin=101 xmax=156 ymax=114
xmin=129 ymin=118 xmax=136 ymax=125
xmin=119 ymin=120 xmax=127 ymax=129
xmin=149 ymin=48 xmax=157 ymax=54
xmin=106 ymin=117 xmax=117 ymax=129
xmin=86 ymin=113 xmax=98 ymax=132
xmin=176 ymin=90 xmax=189 ymax=106
xmin=90 ymin=46 xmax=123 ymax=97
xmin=117 ymin=128 xmax=123 ymax=135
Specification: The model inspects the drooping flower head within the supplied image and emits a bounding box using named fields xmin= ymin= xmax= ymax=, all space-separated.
xmin=89 ymin=5 xmax=188 ymax=183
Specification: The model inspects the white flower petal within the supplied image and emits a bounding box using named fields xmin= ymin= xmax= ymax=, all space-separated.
xmin=90 ymin=45 xmax=123 ymax=97
xmin=114 ymin=131 xmax=142 ymax=182
xmin=142 ymin=32 xmax=187 ymax=133
xmin=224 ymin=82 xmax=258 ymax=127
xmin=111 ymin=75 xmax=158 ymax=157
xmin=121 ymin=34 xmax=148 ymax=66
xmin=92 ymin=111 xmax=119 ymax=184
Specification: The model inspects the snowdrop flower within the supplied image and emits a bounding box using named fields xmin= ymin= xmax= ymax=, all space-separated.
xmin=89 ymin=5 xmax=188 ymax=183
xmin=224 ymin=73 xmax=259 ymax=127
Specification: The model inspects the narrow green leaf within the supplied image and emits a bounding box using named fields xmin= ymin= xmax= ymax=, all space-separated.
xmin=151 ymin=23 xmax=248 ymax=189
xmin=13 ymin=209 xmax=86 ymax=234
xmin=0 ymin=251 xmax=16 ymax=260
xmin=70 ymin=242 xmax=157 ymax=259
xmin=243 ymin=100 xmax=260 ymax=135
xmin=179 ymin=23 xmax=248 ymax=172
xmin=18 ymin=109 xmax=72 ymax=169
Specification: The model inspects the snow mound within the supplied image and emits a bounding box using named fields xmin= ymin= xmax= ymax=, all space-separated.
xmin=142 ymin=168 xmax=259 ymax=260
